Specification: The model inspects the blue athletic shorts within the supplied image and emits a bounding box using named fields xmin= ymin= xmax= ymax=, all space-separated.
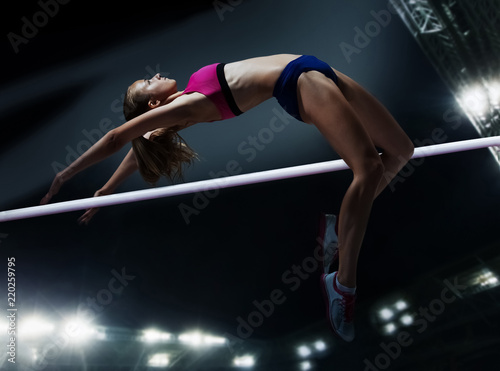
xmin=273 ymin=55 xmax=339 ymax=122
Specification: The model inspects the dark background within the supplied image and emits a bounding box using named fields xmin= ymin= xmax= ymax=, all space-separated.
xmin=1 ymin=0 xmax=499 ymax=370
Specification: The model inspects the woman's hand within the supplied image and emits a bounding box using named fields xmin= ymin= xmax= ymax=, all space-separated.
xmin=40 ymin=172 xmax=66 ymax=205
xmin=78 ymin=189 xmax=111 ymax=225
xmin=40 ymin=131 xmax=123 ymax=208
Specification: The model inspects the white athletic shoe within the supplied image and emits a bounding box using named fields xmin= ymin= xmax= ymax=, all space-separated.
xmin=321 ymin=272 xmax=356 ymax=342
xmin=318 ymin=213 xmax=339 ymax=274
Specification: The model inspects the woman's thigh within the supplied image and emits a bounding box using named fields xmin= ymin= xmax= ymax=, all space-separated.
xmin=333 ymin=69 xmax=413 ymax=156
xmin=297 ymin=70 xmax=382 ymax=174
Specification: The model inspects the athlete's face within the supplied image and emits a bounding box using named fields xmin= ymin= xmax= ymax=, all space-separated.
xmin=132 ymin=73 xmax=178 ymax=108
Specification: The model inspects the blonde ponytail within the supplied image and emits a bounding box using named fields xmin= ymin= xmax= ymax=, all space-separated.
xmin=131 ymin=128 xmax=197 ymax=185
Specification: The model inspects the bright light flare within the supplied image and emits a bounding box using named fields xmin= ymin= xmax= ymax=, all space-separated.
xmin=379 ymin=308 xmax=394 ymax=320
xmin=395 ymin=300 xmax=408 ymax=311
xmin=142 ymin=329 xmax=172 ymax=343
xmin=203 ymin=334 xmax=226 ymax=345
xmin=148 ymin=353 xmax=169 ymax=367
xmin=475 ymin=270 xmax=500 ymax=288
xmin=459 ymin=85 xmax=490 ymax=117
xmin=64 ymin=318 xmax=97 ymax=343
xmin=233 ymin=355 xmax=255 ymax=368
xmin=313 ymin=340 xmax=326 ymax=351
xmin=300 ymin=360 xmax=312 ymax=370
xmin=19 ymin=317 xmax=54 ymax=339
xmin=400 ymin=314 xmax=414 ymax=325
xmin=297 ymin=345 xmax=311 ymax=358
xmin=178 ymin=331 xmax=226 ymax=347
xmin=487 ymin=80 xmax=500 ymax=108
xmin=384 ymin=323 xmax=397 ymax=334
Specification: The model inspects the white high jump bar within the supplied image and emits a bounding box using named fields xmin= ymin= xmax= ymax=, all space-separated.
xmin=1 ymin=136 xmax=499 ymax=223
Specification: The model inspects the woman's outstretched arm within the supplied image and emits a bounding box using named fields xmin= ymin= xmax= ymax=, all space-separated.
xmin=77 ymin=147 xmax=138 ymax=225
xmin=40 ymin=97 xmax=195 ymax=205
xmin=102 ymin=147 xmax=139 ymax=192
xmin=40 ymin=129 xmax=121 ymax=205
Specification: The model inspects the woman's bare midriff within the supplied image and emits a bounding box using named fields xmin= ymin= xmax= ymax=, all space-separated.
xmin=223 ymin=54 xmax=302 ymax=113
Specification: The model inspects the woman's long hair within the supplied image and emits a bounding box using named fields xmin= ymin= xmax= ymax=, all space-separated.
xmin=123 ymin=85 xmax=197 ymax=185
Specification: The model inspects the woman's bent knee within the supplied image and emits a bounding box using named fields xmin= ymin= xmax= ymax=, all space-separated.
xmin=354 ymin=158 xmax=384 ymax=187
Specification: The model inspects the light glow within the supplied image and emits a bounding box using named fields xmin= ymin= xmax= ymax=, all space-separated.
xmin=395 ymin=300 xmax=408 ymax=311
xmin=300 ymin=360 xmax=312 ymax=370
xmin=142 ymin=329 xmax=172 ymax=343
xmin=474 ymin=270 xmax=500 ymax=288
xmin=297 ymin=345 xmax=311 ymax=358
xmin=202 ymin=334 xmax=226 ymax=345
xmin=19 ymin=317 xmax=54 ymax=338
xmin=400 ymin=314 xmax=414 ymax=325
xmin=313 ymin=340 xmax=326 ymax=351
xmin=64 ymin=318 xmax=97 ymax=343
xmin=233 ymin=355 xmax=255 ymax=368
xmin=487 ymin=80 xmax=500 ymax=108
xmin=459 ymin=85 xmax=490 ymax=117
xmin=148 ymin=353 xmax=169 ymax=367
xmin=384 ymin=323 xmax=397 ymax=334
xmin=178 ymin=331 xmax=226 ymax=347
xmin=379 ymin=308 xmax=394 ymax=320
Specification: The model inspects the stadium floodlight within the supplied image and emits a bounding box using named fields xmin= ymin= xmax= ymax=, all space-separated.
xmin=142 ymin=329 xmax=172 ymax=343
xmin=179 ymin=331 xmax=203 ymax=346
xmin=178 ymin=331 xmax=226 ymax=347
xmin=458 ymin=84 xmax=490 ymax=118
xmin=64 ymin=317 xmax=97 ymax=343
xmin=148 ymin=353 xmax=169 ymax=367
xmin=202 ymin=334 xmax=226 ymax=346
xmin=313 ymin=340 xmax=326 ymax=352
xmin=379 ymin=308 xmax=394 ymax=320
xmin=300 ymin=360 xmax=312 ymax=370
xmin=475 ymin=270 xmax=499 ymax=288
xmin=400 ymin=314 xmax=414 ymax=326
xmin=487 ymin=80 xmax=500 ymax=108
xmin=297 ymin=345 xmax=311 ymax=358
xmin=384 ymin=323 xmax=397 ymax=334
xmin=19 ymin=317 xmax=54 ymax=339
xmin=395 ymin=300 xmax=408 ymax=311
xmin=233 ymin=355 xmax=255 ymax=368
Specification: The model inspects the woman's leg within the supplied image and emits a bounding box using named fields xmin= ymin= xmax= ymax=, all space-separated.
xmin=297 ymin=71 xmax=384 ymax=288
xmin=334 ymin=70 xmax=414 ymax=198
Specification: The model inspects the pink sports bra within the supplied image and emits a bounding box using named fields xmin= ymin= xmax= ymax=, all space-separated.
xmin=181 ymin=63 xmax=243 ymax=121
